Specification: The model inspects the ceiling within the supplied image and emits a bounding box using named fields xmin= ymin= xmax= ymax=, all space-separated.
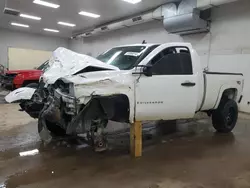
xmin=0 ymin=0 xmax=180 ymax=38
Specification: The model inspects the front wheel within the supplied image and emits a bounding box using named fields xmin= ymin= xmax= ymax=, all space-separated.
xmin=212 ymin=99 xmax=238 ymax=133
xmin=38 ymin=118 xmax=67 ymax=143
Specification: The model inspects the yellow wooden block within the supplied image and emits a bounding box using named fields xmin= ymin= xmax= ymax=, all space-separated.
xmin=130 ymin=121 xmax=142 ymax=157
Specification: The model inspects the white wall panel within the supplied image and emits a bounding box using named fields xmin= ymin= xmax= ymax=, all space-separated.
xmin=0 ymin=28 xmax=69 ymax=68
xmin=68 ymin=0 xmax=250 ymax=113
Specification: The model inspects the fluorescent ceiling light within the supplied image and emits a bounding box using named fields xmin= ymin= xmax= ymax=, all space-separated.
xmin=20 ymin=14 xmax=41 ymax=20
xmin=58 ymin=21 xmax=76 ymax=27
xmin=44 ymin=28 xmax=59 ymax=32
xmin=79 ymin=11 xmax=100 ymax=18
xmin=11 ymin=22 xmax=29 ymax=28
xmin=122 ymin=0 xmax=141 ymax=4
xmin=33 ymin=0 xmax=60 ymax=8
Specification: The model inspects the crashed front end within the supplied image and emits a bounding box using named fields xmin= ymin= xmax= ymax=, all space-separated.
xmin=5 ymin=45 xmax=143 ymax=150
xmin=39 ymin=73 xmax=133 ymax=150
xmin=5 ymin=47 xmax=119 ymax=119
xmin=41 ymin=83 xmax=78 ymax=129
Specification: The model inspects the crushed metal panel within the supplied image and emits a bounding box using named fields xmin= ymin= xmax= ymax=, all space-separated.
xmin=42 ymin=47 xmax=119 ymax=85
xmin=5 ymin=87 xmax=36 ymax=103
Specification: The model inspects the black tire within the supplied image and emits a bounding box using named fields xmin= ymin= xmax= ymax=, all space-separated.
xmin=25 ymin=83 xmax=38 ymax=89
xmin=38 ymin=118 xmax=66 ymax=143
xmin=212 ymin=99 xmax=238 ymax=133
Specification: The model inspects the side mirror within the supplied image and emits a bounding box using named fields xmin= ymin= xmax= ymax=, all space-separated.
xmin=143 ymin=66 xmax=152 ymax=77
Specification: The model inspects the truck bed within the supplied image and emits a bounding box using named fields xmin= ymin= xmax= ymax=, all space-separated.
xmin=200 ymin=72 xmax=243 ymax=111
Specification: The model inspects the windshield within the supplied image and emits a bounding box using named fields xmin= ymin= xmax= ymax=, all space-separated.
xmin=37 ymin=61 xmax=50 ymax=72
xmin=97 ymin=46 xmax=151 ymax=70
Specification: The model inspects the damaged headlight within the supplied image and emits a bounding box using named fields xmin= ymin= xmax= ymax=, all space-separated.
xmin=62 ymin=94 xmax=75 ymax=104
xmin=55 ymin=79 xmax=74 ymax=96
xmin=54 ymin=88 xmax=76 ymax=115
xmin=68 ymin=83 xmax=75 ymax=96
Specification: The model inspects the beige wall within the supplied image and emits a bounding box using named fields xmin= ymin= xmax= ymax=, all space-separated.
xmin=8 ymin=48 xmax=52 ymax=70
xmin=0 ymin=28 xmax=69 ymax=68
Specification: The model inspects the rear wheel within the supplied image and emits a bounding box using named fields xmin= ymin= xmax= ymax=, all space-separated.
xmin=212 ymin=99 xmax=238 ymax=133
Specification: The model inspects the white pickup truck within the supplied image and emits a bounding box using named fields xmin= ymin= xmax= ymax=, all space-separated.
xmin=6 ymin=43 xmax=244 ymax=150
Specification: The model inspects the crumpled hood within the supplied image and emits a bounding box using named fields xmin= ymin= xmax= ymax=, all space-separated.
xmin=59 ymin=70 xmax=134 ymax=99
xmin=42 ymin=47 xmax=119 ymax=85
xmin=63 ymin=70 xmax=131 ymax=85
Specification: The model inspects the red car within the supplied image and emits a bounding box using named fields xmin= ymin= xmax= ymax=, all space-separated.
xmin=2 ymin=61 xmax=49 ymax=90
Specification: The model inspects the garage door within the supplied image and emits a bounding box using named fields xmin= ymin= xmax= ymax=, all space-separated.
xmin=8 ymin=48 xmax=52 ymax=70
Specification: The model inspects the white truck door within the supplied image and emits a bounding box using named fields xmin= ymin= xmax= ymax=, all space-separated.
xmin=135 ymin=46 xmax=199 ymax=121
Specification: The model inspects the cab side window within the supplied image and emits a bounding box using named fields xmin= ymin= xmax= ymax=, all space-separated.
xmin=150 ymin=47 xmax=193 ymax=75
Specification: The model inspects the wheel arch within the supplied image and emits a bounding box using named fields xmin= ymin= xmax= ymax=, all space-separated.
xmin=215 ymin=87 xmax=239 ymax=109
xmin=80 ymin=94 xmax=131 ymax=123
xmin=66 ymin=94 xmax=131 ymax=135
xmin=94 ymin=94 xmax=131 ymax=123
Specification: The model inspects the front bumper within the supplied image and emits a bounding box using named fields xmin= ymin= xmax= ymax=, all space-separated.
xmin=40 ymin=90 xmax=78 ymax=132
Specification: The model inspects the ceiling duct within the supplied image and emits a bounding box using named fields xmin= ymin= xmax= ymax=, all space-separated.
xmin=78 ymin=30 xmax=95 ymax=38
xmin=163 ymin=0 xmax=210 ymax=35
xmin=197 ymin=0 xmax=239 ymax=10
xmin=123 ymin=12 xmax=152 ymax=27
xmin=85 ymin=32 xmax=92 ymax=36
xmin=95 ymin=21 xmax=125 ymax=34
xmin=79 ymin=6 xmax=163 ymax=38
xmin=121 ymin=6 xmax=162 ymax=27
xmin=76 ymin=0 xmax=238 ymax=38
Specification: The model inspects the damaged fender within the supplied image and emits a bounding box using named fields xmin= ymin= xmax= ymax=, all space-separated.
xmin=5 ymin=87 xmax=36 ymax=103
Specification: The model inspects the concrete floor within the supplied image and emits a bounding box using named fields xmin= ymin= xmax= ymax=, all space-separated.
xmin=1 ymin=103 xmax=250 ymax=188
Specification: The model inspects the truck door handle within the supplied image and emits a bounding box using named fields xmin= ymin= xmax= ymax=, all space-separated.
xmin=181 ymin=82 xmax=196 ymax=87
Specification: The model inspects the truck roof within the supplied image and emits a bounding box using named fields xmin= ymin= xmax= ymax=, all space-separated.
xmin=114 ymin=43 xmax=159 ymax=48
xmin=115 ymin=42 xmax=192 ymax=48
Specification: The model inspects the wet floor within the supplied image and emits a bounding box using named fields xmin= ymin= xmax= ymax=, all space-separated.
xmin=1 ymin=103 xmax=250 ymax=188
